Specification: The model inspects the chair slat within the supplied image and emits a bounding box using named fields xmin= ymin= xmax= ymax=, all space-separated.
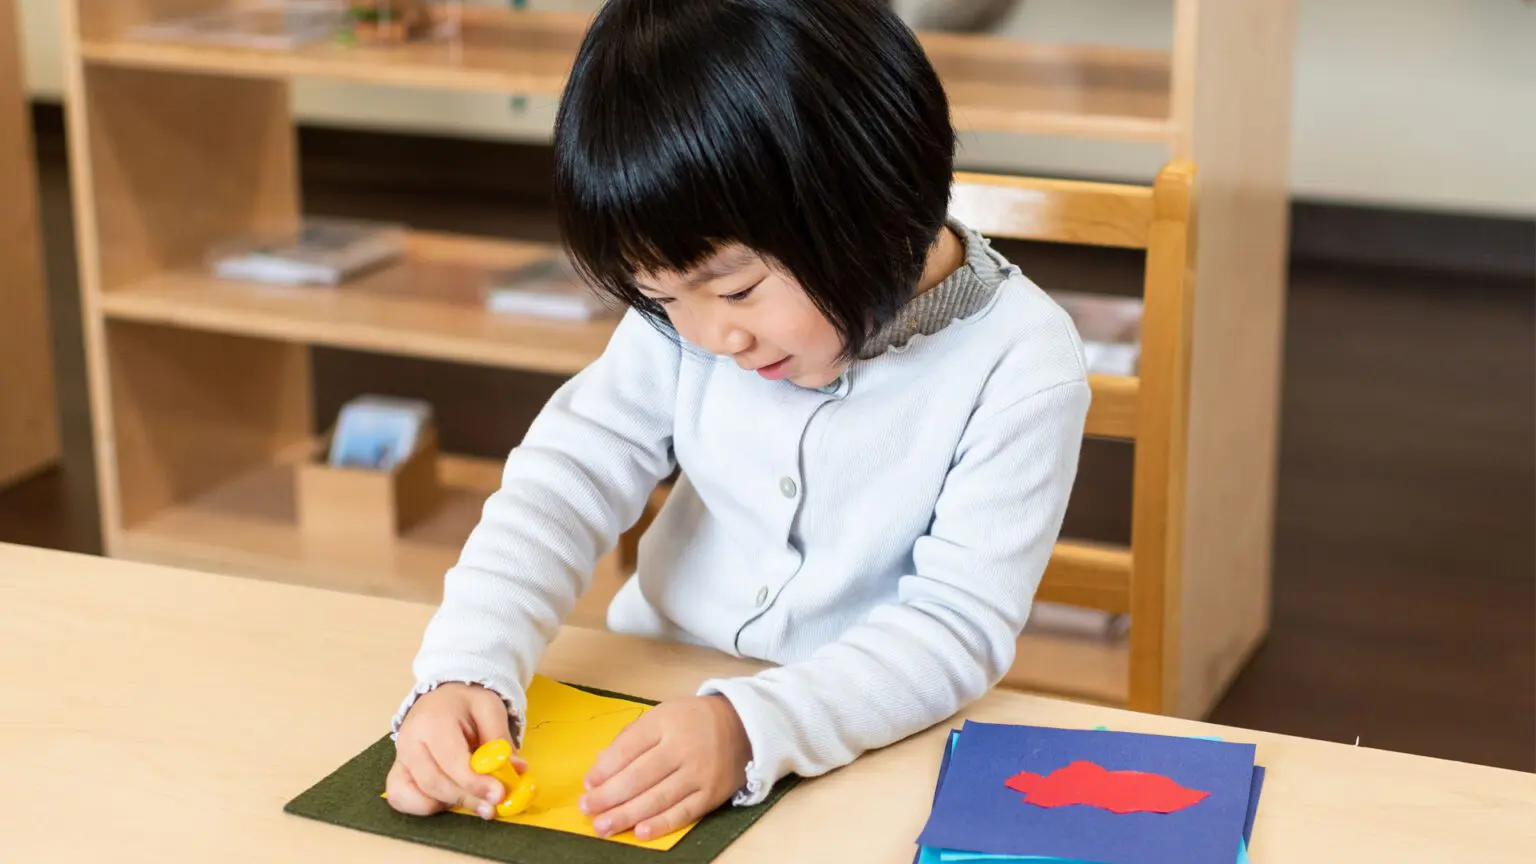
xmin=950 ymin=172 xmax=1155 ymax=249
xmin=1086 ymin=374 xmax=1138 ymax=439
xmin=1005 ymin=630 xmax=1130 ymax=706
xmin=1037 ymin=540 xmax=1133 ymax=614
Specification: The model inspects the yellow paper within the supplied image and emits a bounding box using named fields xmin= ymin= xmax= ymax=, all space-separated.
xmin=434 ymin=675 xmax=695 ymax=849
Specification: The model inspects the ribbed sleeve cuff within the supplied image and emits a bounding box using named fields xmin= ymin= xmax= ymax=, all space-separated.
xmin=389 ymin=676 xmax=527 ymax=747
xmin=695 ymin=676 xmax=786 ymax=807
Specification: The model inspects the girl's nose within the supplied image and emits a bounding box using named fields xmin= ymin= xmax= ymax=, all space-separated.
xmin=721 ymin=327 xmax=751 ymax=356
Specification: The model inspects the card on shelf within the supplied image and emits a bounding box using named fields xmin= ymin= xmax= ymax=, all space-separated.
xmin=327 ymin=395 xmax=433 ymax=471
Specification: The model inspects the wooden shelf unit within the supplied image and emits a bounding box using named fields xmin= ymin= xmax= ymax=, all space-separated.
xmin=0 ymin=0 xmax=60 ymax=489
xmin=95 ymin=231 xmax=1140 ymax=440
xmin=115 ymin=440 xmax=504 ymax=602
xmin=62 ymin=1 xmax=1295 ymax=720
xmin=98 ymin=231 xmax=619 ymax=376
xmin=76 ymin=5 xmax=1172 ymax=142
xmin=115 ymin=439 xmax=626 ymax=628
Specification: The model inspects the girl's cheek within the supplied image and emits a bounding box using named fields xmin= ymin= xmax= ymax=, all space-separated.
xmin=665 ymin=307 xmax=697 ymax=344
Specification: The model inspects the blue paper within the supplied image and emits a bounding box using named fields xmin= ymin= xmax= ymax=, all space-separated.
xmin=915 ymin=732 xmax=962 ymax=864
xmin=931 ymin=730 xmax=959 ymax=807
xmin=919 ymin=727 xmax=1264 ymax=864
xmin=922 ymin=732 xmax=1265 ymax=864
xmin=917 ymin=721 xmax=1256 ymax=864
xmin=924 ymin=849 xmax=1083 ymax=863
xmin=931 ymin=843 xmax=1247 ymax=863
xmin=1244 ymin=767 xmax=1265 ymax=845
xmin=924 ymin=731 xmax=1086 ymax=864
xmin=1182 ymin=733 xmax=1264 ymax=847
xmin=925 ymin=822 xmax=1241 ymax=861
xmin=1151 ymin=733 xmax=1264 ymax=848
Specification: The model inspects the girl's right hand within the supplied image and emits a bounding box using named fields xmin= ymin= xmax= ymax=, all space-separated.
xmin=385 ymin=682 xmax=526 ymax=820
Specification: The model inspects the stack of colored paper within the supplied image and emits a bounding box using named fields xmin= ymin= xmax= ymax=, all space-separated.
xmin=915 ymin=721 xmax=1266 ymax=864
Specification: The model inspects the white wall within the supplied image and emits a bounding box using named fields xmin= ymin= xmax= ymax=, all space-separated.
xmin=16 ymin=0 xmax=1536 ymax=216
xmin=1286 ymin=0 xmax=1534 ymax=216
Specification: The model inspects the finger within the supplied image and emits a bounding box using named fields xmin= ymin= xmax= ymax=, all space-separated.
xmin=410 ymin=738 xmax=496 ymax=819
xmin=580 ymin=745 xmax=678 ymax=816
xmin=634 ymin=790 xmax=712 ymax=842
xmin=591 ymin=774 xmax=694 ymax=839
xmin=424 ymin=728 xmax=506 ymax=811
xmin=468 ymin=696 xmax=512 ymax=746
xmin=584 ymin=716 xmax=662 ymax=791
xmin=386 ymin=759 xmax=447 ymax=817
xmin=467 ymin=698 xmax=526 ymax=774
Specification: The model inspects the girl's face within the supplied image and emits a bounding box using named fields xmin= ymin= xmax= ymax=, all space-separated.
xmin=634 ymin=245 xmax=848 ymax=389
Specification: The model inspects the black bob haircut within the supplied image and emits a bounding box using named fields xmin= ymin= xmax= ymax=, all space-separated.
xmin=553 ymin=0 xmax=956 ymax=360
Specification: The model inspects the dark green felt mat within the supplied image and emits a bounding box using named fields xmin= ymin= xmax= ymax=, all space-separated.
xmin=283 ymin=685 xmax=799 ymax=863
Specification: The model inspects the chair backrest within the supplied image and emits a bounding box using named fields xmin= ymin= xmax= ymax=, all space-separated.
xmin=947 ymin=162 xmax=1197 ymax=713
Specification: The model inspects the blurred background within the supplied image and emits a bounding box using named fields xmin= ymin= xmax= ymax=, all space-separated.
xmin=1 ymin=0 xmax=1531 ymax=774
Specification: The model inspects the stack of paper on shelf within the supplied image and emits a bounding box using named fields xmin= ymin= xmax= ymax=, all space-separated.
xmin=484 ymin=254 xmax=618 ymax=321
xmin=208 ymin=217 xmax=406 ymax=286
xmin=130 ymin=1 xmax=350 ymax=50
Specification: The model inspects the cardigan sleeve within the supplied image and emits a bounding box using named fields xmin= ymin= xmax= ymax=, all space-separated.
xmin=698 ymin=376 xmax=1091 ymax=804
xmin=392 ymin=309 xmax=681 ymax=741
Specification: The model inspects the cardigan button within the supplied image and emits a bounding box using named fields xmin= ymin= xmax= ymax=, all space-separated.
xmin=754 ymin=586 xmax=769 ymax=607
xmin=779 ymin=477 xmax=798 ymax=498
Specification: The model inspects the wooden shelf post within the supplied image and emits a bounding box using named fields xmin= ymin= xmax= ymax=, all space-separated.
xmin=1166 ymin=0 xmax=1297 ymax=718
xmin=0 ymin=0 xmax=60 ymax=489
xmin=62 ymin=1 xmax=310 ymax=553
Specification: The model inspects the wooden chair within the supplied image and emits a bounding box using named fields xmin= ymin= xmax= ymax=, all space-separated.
xmin=613 ymin=162 xmax=1197 ymax=715
xmin=947 ymin=162 xmax=1196 ymax=715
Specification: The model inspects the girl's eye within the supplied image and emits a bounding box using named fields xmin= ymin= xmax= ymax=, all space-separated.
xmin=649 ymin=296 xmax=675 ymax=306
xmin=723 ymin=286 xmax=756 ymax=304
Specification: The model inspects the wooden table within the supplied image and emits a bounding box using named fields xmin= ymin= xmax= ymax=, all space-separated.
xmin=2 ymin=543 xmax=1532 ymax=861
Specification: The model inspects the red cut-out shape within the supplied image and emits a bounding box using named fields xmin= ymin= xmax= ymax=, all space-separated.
xmin=1004 ymin=760 xmax=1210 ymax=814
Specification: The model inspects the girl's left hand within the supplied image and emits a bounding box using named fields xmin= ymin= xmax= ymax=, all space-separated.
xmin=578 ymin=695 xmax=750 ymax=841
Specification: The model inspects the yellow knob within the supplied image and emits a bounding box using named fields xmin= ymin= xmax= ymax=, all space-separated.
xmin=470 ymin=739 xmax=537 ymax=818
xmin=496 ymin=773 xmax=538 ymax=818
xmin=470 ymin=739 xmax=519 ymax=782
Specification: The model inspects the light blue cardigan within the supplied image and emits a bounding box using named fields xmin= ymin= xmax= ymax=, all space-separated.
xmin=394 ymin=244 xmax=1092 ymax=805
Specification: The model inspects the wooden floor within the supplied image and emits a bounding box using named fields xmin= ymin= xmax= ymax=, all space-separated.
xmin=4 ymin=114 xmax=1531 ymax=774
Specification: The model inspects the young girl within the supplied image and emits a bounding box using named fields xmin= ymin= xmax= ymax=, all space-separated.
xmin=385 ymin=0 xmax=1090 ymax=842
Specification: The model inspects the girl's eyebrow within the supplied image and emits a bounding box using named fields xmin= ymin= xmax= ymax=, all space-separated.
xmin=685 ymin=248 xmax=758 ymax=287
xmin=637 ymin=248 xmax=757 ymax=294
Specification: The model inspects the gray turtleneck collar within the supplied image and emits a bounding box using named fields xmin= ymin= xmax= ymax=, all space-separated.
xmin=859 ymin=219 xmax=1007 ymax=360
